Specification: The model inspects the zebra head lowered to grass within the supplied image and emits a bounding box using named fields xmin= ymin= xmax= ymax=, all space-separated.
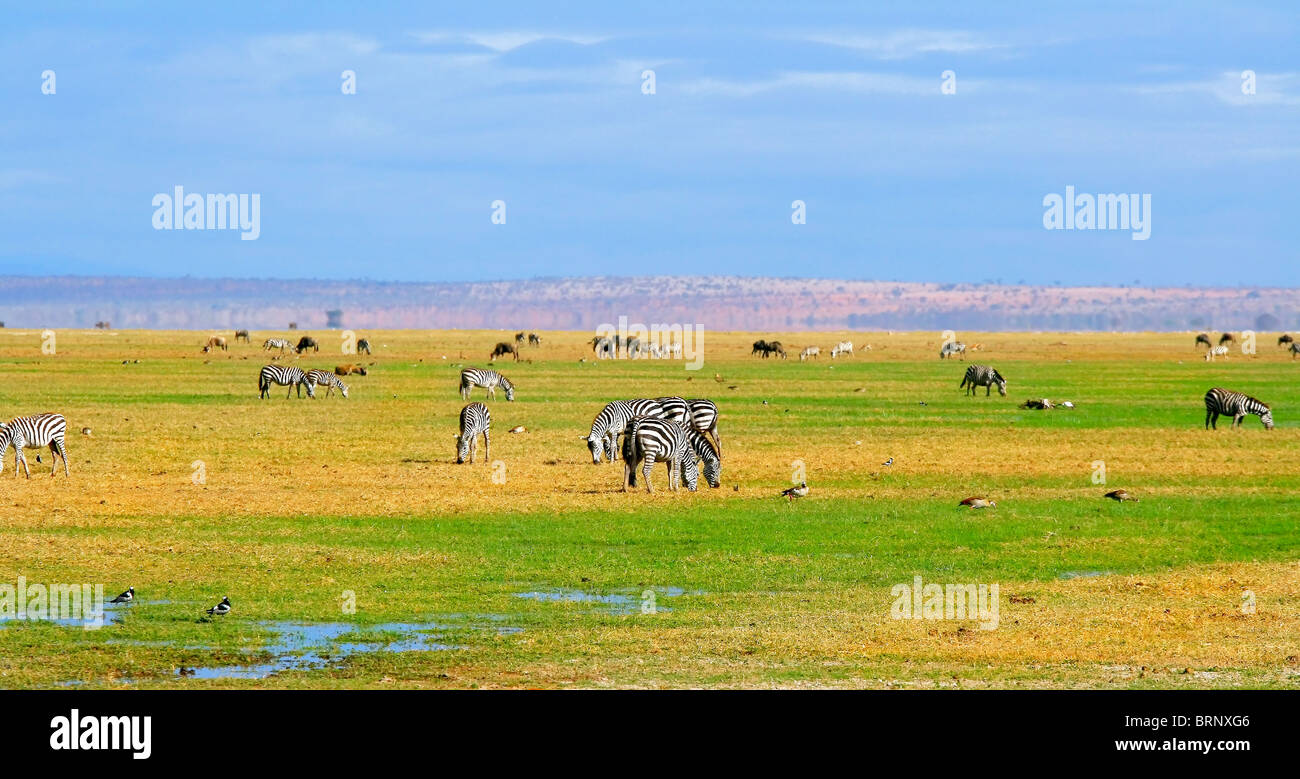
xmin=259 ymin=365 xmax=315 ymax=399
xmin=0 ymin=412 xmax=69 ymax=478
xmin=584 ymin=399 xmax=666 ymax=464
xmin=456 ymin=402 xmax=491 ymax=463
xmin=305 ymin=369 xmax=349 ymax=398
xmin=960 ymin=364 xmax=1007 ymax=397
xmin=1204 ymin=387 xmax=1273 ymax=430
xmin=459 ymin=368 xmax=514 ymax=401
xmin=940 ymin=341 xmax=967 ymax=360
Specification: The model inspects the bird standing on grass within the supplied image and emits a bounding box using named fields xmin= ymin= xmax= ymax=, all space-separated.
xmin=109 ymin=586 xmax=133 ymax=604
xmin=959 ymin=496 xmax=996 ymax=509
xmin=882 ymin=458 xmax=894 ymax=467
xmin=206 ymin=596 xmax=231 ymax=616
xmin=1104 ymin=489 xmax=1137 ymax=502
xmin=781 ymin=482 xmax=809 ymax=501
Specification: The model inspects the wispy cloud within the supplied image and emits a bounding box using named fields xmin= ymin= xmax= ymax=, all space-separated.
xmin=799 ymin=29 xmax=1006 ymax=59
xmin=1133 ymin=70 xmax=1300 ymax=106
xmin=410 ymin=30 xmax=608 ymax=52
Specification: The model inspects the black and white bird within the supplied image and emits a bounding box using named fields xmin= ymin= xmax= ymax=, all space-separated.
xmin=781 ymin=482 xmax=809 ymax=501
xmin=882 ymin=458 xmax=894 ymax=467
xmin=205 ymin=596 xmax=231 ymax=616
xmin=109 ymin=586 xmax=134 ymax=604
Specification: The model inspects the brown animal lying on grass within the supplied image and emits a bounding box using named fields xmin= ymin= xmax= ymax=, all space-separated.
xmin=335 ymin=364 xmax=368 ymax=376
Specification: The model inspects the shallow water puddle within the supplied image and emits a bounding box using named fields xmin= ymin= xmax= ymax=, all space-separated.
xmin=514 ymin=586 xmax=686 ymax=615
xmin=178 ymin=619 xmax=518 ymax=680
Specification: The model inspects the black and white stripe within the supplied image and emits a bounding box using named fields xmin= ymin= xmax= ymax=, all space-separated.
xmin=584 ymin=399 xmax=666 ymax=463
xmin=259 ymin=365 xmax=315 ymax=399
xmin=683 ymin=425 xmax=722 ymax=488
xmin=357 ymin=338 xmax=372 ymax=355
xmin=621 ymin=417 xmax=699 ymax=492
xmin=305 ymin=369 xmax=349 ymax=398
xmin=654 ymin=396 xmax=690 ymax=423
xmin=686 ymin=398 xmax=720 ymax=452
xmin=459 ymin=368 xmax=515 ymax=401
xmin=456 ymin=402 xmax=492 ymax=463
xmin=0 ymin=412 xmax=69 ymax=477
xmin=262 ymin=338 xmax=293 ymax=352
xmin=940 ymin=341 xmax=966 ymax=359
xmin=960 ymin=364 xmax=1006 ymax=397
xmin=1205 ymin=387 xmax=1274 ymax=430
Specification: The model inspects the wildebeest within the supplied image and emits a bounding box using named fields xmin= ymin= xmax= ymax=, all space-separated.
xmin=528 ymin=333 xmax=541 ymax=346
xmin=202 ymin=336 xmax=228 ymax=353
xmin=296 ymin=336 xmax=319 ymax=354
xmin=1195 ymin=333 xmax=1212 ymax=349
xmin=1219 ymin=332 xmax=1235 ymax=346
xmin=753 ymin=340 xmax=786 ymax=359
xmin=94 ymin=321 xmax=111 ymax=330
xmin=752 ymin=340 xmax=769 ymax=356
xmin=234 ymin=329 xmax=250 ymax=343
xmin=1279 ymin=334 xmax=1294 ymax=347
xmin=335 ymin=364 xmax=368 ymax=376
xmin=288 ymin=322 xmax=298 ymax=330
xmin=357 ymin=338 xmax=372 ymax=355
xmin=490 ymin=342 xmax=520 ymax=362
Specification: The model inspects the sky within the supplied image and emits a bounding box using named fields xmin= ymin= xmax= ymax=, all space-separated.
xmin=1 ymin=2 xmax=1297 ymax=286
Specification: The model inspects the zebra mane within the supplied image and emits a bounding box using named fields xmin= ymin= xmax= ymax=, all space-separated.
xmin=689 ymin=428 xmax=720 ymax=461
xmin=498 ymin=374 xmax=513 ymax=389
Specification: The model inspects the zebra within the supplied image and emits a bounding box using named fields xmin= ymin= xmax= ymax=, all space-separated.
xmin=456 ymin=402 xmax=491 ymax=463
xmin=683 ymin=425 xmax=722 ymax=488
xmin=621 ymin=417 xmax=699 ymax=493
xmin=459 ymin=368 xmax=515 ymax=401
xmin=1205 ymin=387 xmax=1273 ymax=430
xmin=686 ymin=398 xmax=721 ymax=453
xmin=653 ymin=396 xmax=690 ymax=423
xmin=259 ymin=365 xmax=315 ymax=399
xmin=831 ymin=341 xmax=853 ymax=359
xmin=940 ymin=341 xmax=967 ymax=360
xmin=584 ymin=399 xmax=666 ymax=463
xmin=357 ymin=338 xmax=372 ymax=355
xmin=800 ymin=346 xmax=820 ymax=361
xmin=960 ymin=365 xmax=1006 ymax=397
xmin=1290 ymin=342 xmax=1300 ymax=360
xmin=0 ymin=412 xmax=69 ymax=478
xmin=263 ymin=338 xmax=293 ymax=353
xmin=528 ymin=333 xmax=541 ymax=346
xmin=305 ymin=369 xmax=349 ymax=398
xmin=1204 ymin=345 xmax=1229 ymax=361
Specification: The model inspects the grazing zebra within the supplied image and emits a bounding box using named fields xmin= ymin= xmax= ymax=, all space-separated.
xmin=621 ymin=417 xmax=699 ymax=493
xmin=1290 ymin=342 xmax=1300 ymax=360
xmin=357 ymin=338 xmax=372 ymax=355
xmin=528 ymin=333 xmax=541 ymax=346
xmin=263 ymin=338 xmax=292 ymax=353
xmin=799 ymin=346 xmax=820 ymax=361
xmin=514 ymin=332 xmax=526 ymax=345
xmin=653 ymin=396 xmax=690 ymax=423
xmin=686 ymin=398 xmax=721 ymax=452
xmin=459 ymin=368 xmax=515 ymax=401
xmin=0 ymin=412 xmax=69 ymax=478
xmin=1204 ymin=345 xmax=1229 ymax=361
xmin=259 ymin=365 xmax=315 ymax=399
xmin=456 ymin=402 xmax=491 ymax=463
xmin=960 ymin=364 xmax=1007 ymax=397
xmin=683 ymin=426 xmax=722 ymax=488
xmin=305 ymin=369 xmax=349 ymax=398
xmin=584 ymin=399 xmax=666 ymax=463
xmin=940 ymin=341 xmax=967 ymax=360
xmin=1205 ymin=387 xmax=1273 ymax=430
xmin=831 ymin=341 xmax=853 ymax=359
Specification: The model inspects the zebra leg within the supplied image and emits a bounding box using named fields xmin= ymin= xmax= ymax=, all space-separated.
xmin=483 ymin=430 xmax=490 ymax=462
xmin=17 ymin=450 xmax=29 ymax=479
xmin=58 ymin=439 xmax=68 ymax=476
xmin=643 ymin=453 xmax=656 ymax=493
xmin=623 ymin=457 xmax=634 ymax=492
xmin=1234 ymin=414 xmax=1245 ymax=428
xmin=1205 ymin=409 xmax=1213 ymax=429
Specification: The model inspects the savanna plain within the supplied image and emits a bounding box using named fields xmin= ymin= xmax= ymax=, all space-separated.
xmin=0 ymin=329 xmax=1296 ymax=688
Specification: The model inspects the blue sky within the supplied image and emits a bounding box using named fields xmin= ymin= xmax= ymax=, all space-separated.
xmin=1 ymin=2 xmax=1296 ymax=285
